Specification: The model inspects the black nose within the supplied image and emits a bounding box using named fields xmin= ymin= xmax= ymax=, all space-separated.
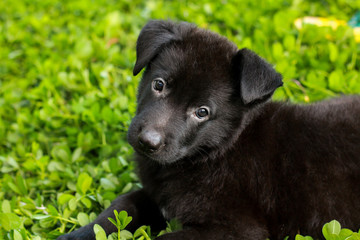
xmin=138 ymin=130 xmax=163 ymax=153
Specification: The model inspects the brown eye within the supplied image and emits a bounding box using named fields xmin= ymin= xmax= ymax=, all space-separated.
xmin=195 ymin=107 xmax=209 ymax=119
xmin=153 ymin=79 xmax=165 ymax=92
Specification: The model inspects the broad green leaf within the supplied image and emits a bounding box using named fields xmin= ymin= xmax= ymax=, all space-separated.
xmin=13 ymin=229 xmax=23 ymax=240
xmin=339 ymin=228 xmax=353 ymax=239
xmin=72 ymin=147 xmax=83 ymax=162
xmin=94 ymin=224 xmax=107 ymax=240
xmin=78 ymin=212 xmax=90 ymax=226
xmin=2 ymin=200 xmax=11 ymax=213
xmin=295 ymin=234 xmax=313 ymax=240
xmin=76 ymin=172 xmax=93 ymax=195
xmin=348 ymin=233 xmax=360 ymax=240
xmin=121 ymin=183 xmax=133 ymax=194
xmin=328 ymin=70 xmax=344 ymax=92
xmin=117 ymin=210 xmax=132 ymax=230
xmin=101 ymin=106 xmax=113 ymax=123
xmin=283 ymin=35 xmax=296 ymax=51
xmin=0 ymin=213 xmax=21 ymax=231
xmin=118 ymin=210 xmax=126 ymax=220
xmin=81 ymin=197 xmax=92 ymax=208
xmin=328 ymin=42 xmax=338 ymax=62
xmin=55 ymin=148 xmax=70 ymax=163
xmin=100 ymin=178 xmax=117 ymax=191
xmin=69 ymin=198 xmax=77 ymax=211
xmin=120 ymin=229 xmax=133 ymax=239
xmin=323 ymin=220 xmax=341 ymax=240
xmin=47 ymin=204 xmax=59 ymax=216
xmin=272 ymin=42 xmax=284 ymax=61
xmin=7 ymin=181 xmax=21 ymax=195
xmin=15 ymin=174 xmax=28 ymax=196
xmin=58 ymin=194 xmax=75 ymax=205
xmin=122 ymin=216 xmax=132 ymax=230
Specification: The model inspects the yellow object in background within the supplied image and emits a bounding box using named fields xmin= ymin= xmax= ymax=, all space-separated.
xmin=354 ymin=28 xmax=360 ymax=42
xmin=294 ymin=16 xmax=360 ymax=43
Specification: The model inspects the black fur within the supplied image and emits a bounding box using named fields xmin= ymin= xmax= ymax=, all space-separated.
xmin=58 ymin=20 xmax=360 ymax=240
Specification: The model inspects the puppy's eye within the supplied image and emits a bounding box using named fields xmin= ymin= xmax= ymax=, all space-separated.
xmin=153 ymin=78 xmax=165 ymax=92
xmin=195 ymin=107 xmax=210 ymax=119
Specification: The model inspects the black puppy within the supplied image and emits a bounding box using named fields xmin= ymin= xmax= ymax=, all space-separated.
xmin=58 ymin=20 xmax=360 ymax=240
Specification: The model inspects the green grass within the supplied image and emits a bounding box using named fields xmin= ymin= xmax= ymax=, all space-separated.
xmin=0 ymin=0 xmax=360 ymax=239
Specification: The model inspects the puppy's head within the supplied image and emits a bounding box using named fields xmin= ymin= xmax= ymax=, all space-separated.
xmin=128 ymin=20 xmax=282 ymax=164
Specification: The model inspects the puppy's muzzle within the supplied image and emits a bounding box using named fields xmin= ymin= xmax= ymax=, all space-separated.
xmin=138 ymin=129 xmax=164 ymax=153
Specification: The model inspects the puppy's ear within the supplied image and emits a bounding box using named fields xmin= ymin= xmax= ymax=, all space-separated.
xmin=232 ymin=48 xmax=283 ymax=105
xmin=133 ymin=20 xmax=186 ymax=76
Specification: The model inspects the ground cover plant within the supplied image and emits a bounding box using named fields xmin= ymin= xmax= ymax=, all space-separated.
xmin=0 ymin=0 xmax=360 ymax=239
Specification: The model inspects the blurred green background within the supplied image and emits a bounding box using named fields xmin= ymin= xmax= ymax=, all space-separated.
xmin=0 ymin=0 xmax=360 ymax=239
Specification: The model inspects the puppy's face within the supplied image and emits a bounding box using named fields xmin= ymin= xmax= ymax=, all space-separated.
xmin=128 ymin=21 xmax=282 ymax=164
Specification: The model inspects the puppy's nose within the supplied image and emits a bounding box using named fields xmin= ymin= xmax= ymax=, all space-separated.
xmin=138 ymin=130 xmax=163 ymax=153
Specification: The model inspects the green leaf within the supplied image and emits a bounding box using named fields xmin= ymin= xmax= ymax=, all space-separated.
xmin=348 ymin=233 xmax=360 ymax=240
xmin=13 ymin=229 xmax=23 ymax=240
xmin=72 ymin=147 xmax=83 ymax=162
xmin=7 ymin=181 xmax=21 ymax=194
xmin=328 ymin=70 xmax=344 ymax=92
xmin=54 ymin=148 xmax=70 ymax=163
xmin=328 ymin=42 xmax=338 ymax=62
xmin=120 ymin=229 xmax=133 ymax=239
xmin=107 ymin=217 xmax=117 ymax=227
xmin=76 ymin=172 xmax=93 ymax=195
xmin=167 ymin=218 xmax=182 ymax=232
xmin=117 ymin=210 xmax=126 ymax=220
xmin=58 ymin=194 xmax=75 ymax=205
xmin=296 ymin=234 xmax=314 ymax=240
xmin=283 ymin=34 xmax=296 ymax=51
xmin=2 ymin=199 xmax=11 ymax=213
xmin=272 ymin=42 xmax=284 ymax=61
xmin=32 ymin=214 xmax=51 ymax=220
xmin=339 ymin=228 xmax=353 ymax=239
xmin=122 ymin=216 xmax=132 ymax=230
xmin=15 ymin=174 xmax=28 ymax=196
xmin=94 ymin=224 xmax=107 ymax=240
xmin=47 ymin=204 xmax=59 ymax=216
xmin=0 ymin=213 xmax=21 ymax=231
xmin=78 ymin=212 xmax=90 ymax=226
xmin=100 ymin=178 xmax=117 ymax=191
xmin=69 ymin=198 xmax=77 ymax=211
xmin=134 ymin=226 xmax=151 ymax=238
xmin=323 ymin=220 xmax=341 ymax=240
xmin=80 ymin=197 xmax=92 ymax=208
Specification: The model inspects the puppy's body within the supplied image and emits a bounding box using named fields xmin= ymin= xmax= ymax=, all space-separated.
xmin=137 ymin=97 xmax=360 ymax=239
xmin=58 ymin=21 xmax=360 ymax=240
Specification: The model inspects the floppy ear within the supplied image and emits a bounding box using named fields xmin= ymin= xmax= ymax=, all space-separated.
xmin=232 ymin=48 xmax=283 ymax=105
xmin=133 ymin=20 xmax=187 ymax=76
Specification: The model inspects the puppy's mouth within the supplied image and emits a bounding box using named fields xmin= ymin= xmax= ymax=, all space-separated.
xmin=138 ymin=141 xmax=166 ymax=155
xmin=134 ymin=143 xmax=186 ymax=164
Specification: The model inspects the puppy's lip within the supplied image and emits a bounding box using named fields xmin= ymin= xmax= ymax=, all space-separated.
xmin=134 ymin=144 xmax=184 ymax=164
xmin=135 ymin=143 xmax=166 ymax=157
